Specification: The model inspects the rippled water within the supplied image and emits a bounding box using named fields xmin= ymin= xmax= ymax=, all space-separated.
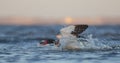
xmin=0 ymin=25 xmax=120 ymax=63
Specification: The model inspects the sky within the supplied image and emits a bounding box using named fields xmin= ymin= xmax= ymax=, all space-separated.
xmin=0 ymin=0 xmax=120 ymax=25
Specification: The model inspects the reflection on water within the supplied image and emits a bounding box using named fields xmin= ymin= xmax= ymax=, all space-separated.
xmin=0 ymin=25 xmax=120 ymax=63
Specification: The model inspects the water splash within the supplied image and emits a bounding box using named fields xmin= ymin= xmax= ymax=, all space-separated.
xmin=37 ymin=34 xmax=120 ymax=51
xmin=77 ymin=34 xmax=112 ymax=50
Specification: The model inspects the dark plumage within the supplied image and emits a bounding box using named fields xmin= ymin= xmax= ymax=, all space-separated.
xmin=71 ymin=25 xmax=88 ymax=37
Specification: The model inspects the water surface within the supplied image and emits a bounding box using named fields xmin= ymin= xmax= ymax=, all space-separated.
xmin=0 ymin=25 xmax=120 ymax=63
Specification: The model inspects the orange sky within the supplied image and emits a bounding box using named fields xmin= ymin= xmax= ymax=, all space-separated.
xmin=0 ymin=17 xmax=120 ymax=25
xmin=0 ymin=0 xmax=120 ymax=25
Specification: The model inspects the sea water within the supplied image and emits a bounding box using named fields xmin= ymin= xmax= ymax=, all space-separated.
xmin=0 ymin=25 xmax=120 ymax=63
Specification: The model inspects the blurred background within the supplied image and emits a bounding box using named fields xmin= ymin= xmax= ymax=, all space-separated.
xmin=0 ymin=0 xmax=120 ymax=25
xmin=0 ymin=1 xmax=120 ymax=63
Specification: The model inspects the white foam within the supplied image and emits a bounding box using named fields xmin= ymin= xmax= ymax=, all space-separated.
xmin=59 ymin=34 xmax=112 ymax=50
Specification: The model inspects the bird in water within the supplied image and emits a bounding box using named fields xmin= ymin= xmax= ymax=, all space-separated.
xmin=38 ymin=25 xmax=88 ymax=50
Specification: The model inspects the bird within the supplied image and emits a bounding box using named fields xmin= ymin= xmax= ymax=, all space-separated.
xmin=38 ymin=25 xmax=88 ymax=50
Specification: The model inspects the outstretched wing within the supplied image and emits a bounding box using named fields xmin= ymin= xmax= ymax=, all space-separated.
xmin=71 ymin=25 xmax=88 ymax=37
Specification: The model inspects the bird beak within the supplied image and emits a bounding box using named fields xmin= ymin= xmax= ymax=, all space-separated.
xmin=40 ymin=40 xmax=48 ymax=45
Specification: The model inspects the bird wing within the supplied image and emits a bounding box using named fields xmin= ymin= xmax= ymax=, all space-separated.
xmin=71 ymin=25 xmax=88 ymax=37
